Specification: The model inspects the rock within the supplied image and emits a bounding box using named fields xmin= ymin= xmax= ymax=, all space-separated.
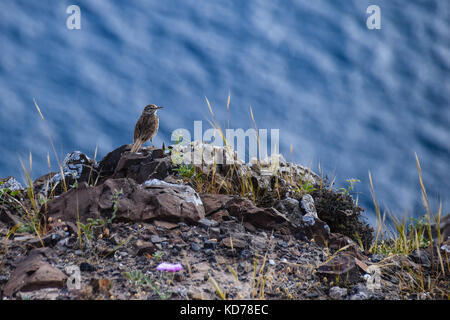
xmin=296 ymin=217 xmax=330 ymax=246
xmin=113 ymin=151 xmax=172 ymax=183
xmin=317 ymin=253 xmax=360 ymax=284
xmin=222 ymin=237 xmax=247 ymax=249
xmin=219 ymin=220 xmax=245 ymax=234
xmin=97 ymin=145 xmax=171 ymax=184
xmin=25 ymin=231 xmax=67 ymax=249
xmin=150 ymin=235 xmax=165 ymax=243
xmin=204 ymin=239 xmax=217 ymax=250
xmin=0 ymin=176 xmax=23 ymax=192
xmin=80 ymin=262 xmax=97 ymax=272
xmin=0 ymin=204 xmax=23 ymax=227
xmin=35 ymin=151 xmax=97 ymax=195
xmin=200 ymin=194 xmax=233 ymax=215
xmin=225 ymin=197 xmax=293 ymax=232
xmin=349 ymin=284 xmax=370 ymax=300
xmin=301 ymin=194 xmax=318 ymax=219
xmin=209 ymin=210 xmax=230 ymax=223
xmin=190 ymin=243 xmax=201 ymax=252
xmin=153 ymin=220 xmax=178 ymax=230
xmin=210 ymin=227 xmax=221 ymax=237
xmin=329 ymin=286 xmax=348 ymax=300
xmin=135 ymin=239 xmax=156 ymax=255
xmin=409 ymin=249 xmax=431 ymax=268
xmin=3 ymin=248 xmax=67 ymax=297
xmin=239 ymin=249 xmax=252 ymax=259
xmin=44 ymin=178 xmax=205 ymax=225
xmin=280 ymin=197 xmax=301 ymax=216
xmin=243 ymin=222 xmax=256 ymax=232
xmin=97 ymin=145 xmax=130 ymax=179
xmin=198 ymin=218 xmax=219 ymax=229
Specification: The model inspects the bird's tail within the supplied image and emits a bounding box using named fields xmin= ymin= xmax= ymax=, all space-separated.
xmin=130 ymin=139 xmax=143 ymax=153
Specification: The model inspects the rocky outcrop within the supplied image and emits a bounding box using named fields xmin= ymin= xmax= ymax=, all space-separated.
xmin=2 ymin=143 xmax=444 ymax=300
xmin=44 ymin=178 xmax=205 ymax=224
xmin=97 ymin=145 xmax=172 ymax=184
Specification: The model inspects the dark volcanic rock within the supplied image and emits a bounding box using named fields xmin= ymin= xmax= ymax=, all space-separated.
xmin=295 ymin=216 xmax=331 ymax=246
xmin=317 ymin=253 xmax=361 ymax=284
xmin=225 ymin=197 xmax=294 ymax=232
xmin=3 ymin=248 xmax=67 ymax=297
xmin=0 ymin=204 xmax=23 ymax=227
xmin=97 ymin=145 xmax=171 ymax=184
xmin=200 ymin=194 xmax=234 ymax=215
xmin=44 ymin=178 xmax=205 ymax=224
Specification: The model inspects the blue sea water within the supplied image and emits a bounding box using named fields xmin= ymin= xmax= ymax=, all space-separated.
xmin=0 ymin=1 xmax=449 ymax=226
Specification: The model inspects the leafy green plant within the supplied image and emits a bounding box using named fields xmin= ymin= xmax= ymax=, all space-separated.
xmin=293 ymin=181 xmax=317 ymax=195
xmin=173 ymin=164 xmax=196 ymax=180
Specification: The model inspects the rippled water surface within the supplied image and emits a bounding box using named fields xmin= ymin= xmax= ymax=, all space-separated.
xmin=0 ymin=0 xmax=449 ymax=225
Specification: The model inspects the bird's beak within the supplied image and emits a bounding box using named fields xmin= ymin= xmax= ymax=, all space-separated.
xmin=157 ymin=106 xmax=163 ymax=109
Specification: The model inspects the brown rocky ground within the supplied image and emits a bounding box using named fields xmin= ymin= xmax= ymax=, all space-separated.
xmin=0 ymin=144 xmax=448 ymax=300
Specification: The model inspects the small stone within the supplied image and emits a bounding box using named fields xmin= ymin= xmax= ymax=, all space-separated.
xmin=153 ymin=220 xmax=178 ymax=230
xmin=198 ymin=218 xmax=219 ymax=229
xmin=243 ymin=222 xmax=256 ymax=232
xmin=0 ymin=274 xmax=9 ymax=284
xmin=301 ymin=194 xmax=318 ymax=219
xmin=302 ymin=215 xmax=315 ymax=226
xmin=135 ymin=240 xmax=156 ymax=256
xmin=329 ymin=286 xmax=348 ymax=300
xmin=277 ymin=240 xmax=288 ymax=248
xmin=409 ymin=249 xmax=431 ymax=268
xmin=80 ymin=262 xmax=97 ymax=272
xmin=349 ymin=284 xmax=369 ymax=300
xmin=268 ymin=259 xmax=275 ymax=266
xmin=190 ymin=243 xmax=201 ymax=252
xmin=239 ymin=249 xmax=252 ymax=259
xmin=204 ymin=240 xmax=217 ymax=250
xmin=210 ymin=227 xmax=221 ymax=237
xmin=221 ymin=237 xmax=247 ymax=249
xmin=150 ymin=235 xmax=164 ymax=243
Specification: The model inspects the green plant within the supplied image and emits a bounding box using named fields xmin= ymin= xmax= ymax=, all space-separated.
xmin=173 ymin=164 xmax=196 ymax=180
xmin=153 ymin=251 xmax=165 ymax=261
xmin=338 ymin=178 xmax=360 ymax=196
xmin=123 ymin=269 xmax=171 ymax=300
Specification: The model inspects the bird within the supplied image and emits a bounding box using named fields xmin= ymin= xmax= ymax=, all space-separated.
xmin=130 ymin=104 xmax=163 ymax=153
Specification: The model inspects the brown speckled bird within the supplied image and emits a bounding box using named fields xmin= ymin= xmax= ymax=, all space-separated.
xmin=131 ymin=104 xmax=163 ymax=153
